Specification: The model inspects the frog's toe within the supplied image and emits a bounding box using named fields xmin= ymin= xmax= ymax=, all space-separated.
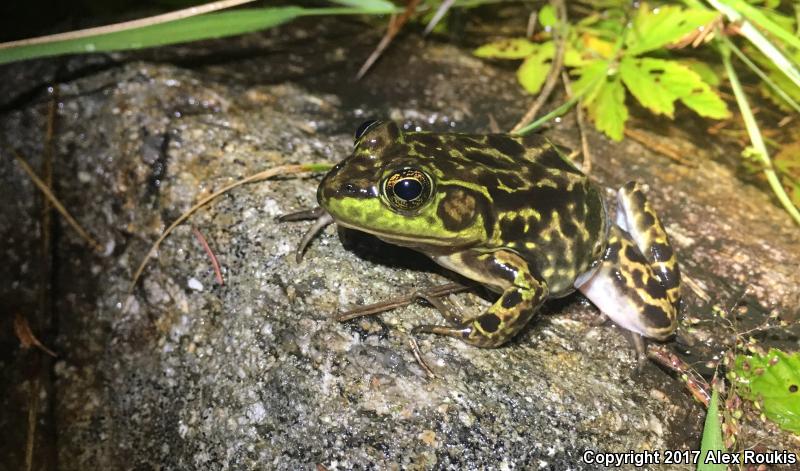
xmin=411 ymin=319 xmax=510 ymax=348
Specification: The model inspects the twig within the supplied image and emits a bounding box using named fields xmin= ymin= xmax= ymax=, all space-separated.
xmin=624 ymin=128 xmax=697 ymax=167
xmin=14 ymin=313 xmax=57 ymax=357
xmin=25 ymin=378 xmax=39 ymax=471
xmin=356 ymin=0 xmax=421 ymax=80
xmin=683 ymin=273 xmax=711 ymax=303
xmin=335 ymin=282 xmax=471 ymax=321
xmin=127 ymin=163 xmax=331 ymax=297
xmin=511 ymin=0 xmax=568 ymax=133
xmin=423 ymin=0 xmax=454 ymax=36
xmin=561 ymin=71 xmax=592 ymax=173
xmin=42 ymin=91 xmax=57 ymax=260
xmin=0 ymin=0 xmax=257 ymax=50
xmin=647 ymin=344 xmax=711 ymax=407
xmin=526 ymin=10 xmax=538 ymax=39
xmin=10 ymin=149 xmax=104 ymax=253
xmin=192 ymin=227 xmax=224 ymax=285
xmin=408 ymin=336 xmax=436 ymax=378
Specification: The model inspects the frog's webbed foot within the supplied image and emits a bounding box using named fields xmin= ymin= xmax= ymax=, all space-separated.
xmin=411 ymin=290 xmax=465 ymax=325
xmin=576 ymin=182 xmax=680 ymax=344
xmin=413 ymin=250 xmax=549 ymax=348
xmin=278 ymin=207 xmax=333 ymax=262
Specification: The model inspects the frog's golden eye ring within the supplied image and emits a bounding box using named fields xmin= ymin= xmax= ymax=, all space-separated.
xmin=354 ymin=120 xmax=380 ymax=144
xmin=382 ymin=168 xmax=433 ymax=211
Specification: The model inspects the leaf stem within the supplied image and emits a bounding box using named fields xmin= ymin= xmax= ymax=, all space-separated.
xmin=719 ymin=38 xmax=800 ymax=225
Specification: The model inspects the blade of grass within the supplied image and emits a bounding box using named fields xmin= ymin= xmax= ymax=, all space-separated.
xmin=719 ymin=38 xmax=800 ymax=225
xmin=0 ymin=0 xmax=257 ymax=50
xmin=723 ymin=36 xmax=800 ymax=115
xmin=0 ymin=5 xmax=399 ymax=65
xmin=713 ymin=0 xmax=800 ymax=51
xmin=697 ymin=386 xmax=726 ymax=471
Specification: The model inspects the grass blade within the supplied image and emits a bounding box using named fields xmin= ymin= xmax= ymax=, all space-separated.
xmin=706 ymin=0 xmax=800 ymax=90
xmin=697 ymin=387 xmax=725 ymax=471
xmin=720 ymin=37 xmax=800 ymax=225
xmin=0 ymin=5 xmax=399 ymax=65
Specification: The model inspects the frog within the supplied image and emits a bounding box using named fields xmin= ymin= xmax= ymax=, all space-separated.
xmin=281 ymin=120 xmax=681 ymax=348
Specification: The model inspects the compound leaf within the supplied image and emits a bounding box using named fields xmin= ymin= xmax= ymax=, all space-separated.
xmin=626 ymin=3 xmax=718 ymax=56
xmin=517 ymin=41 xmax=555 ymax=94
xmin=474 ymin=38 xmax=537 ymax=59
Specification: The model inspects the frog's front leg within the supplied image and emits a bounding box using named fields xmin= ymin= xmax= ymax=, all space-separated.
xmin=576 ymin=182 xmax=680 ymax=341
xmin=413 ymin=249 xmax=549 ymax=348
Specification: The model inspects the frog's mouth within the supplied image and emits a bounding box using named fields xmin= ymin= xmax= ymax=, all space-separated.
xmin=333 ymin=219 xmax=478 ymax=251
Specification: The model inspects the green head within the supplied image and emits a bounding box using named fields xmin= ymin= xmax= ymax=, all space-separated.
xmin=317 ymin=121 xmax=488 ymax=248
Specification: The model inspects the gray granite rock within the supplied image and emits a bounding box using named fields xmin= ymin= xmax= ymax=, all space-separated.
xmin=1 ymin=15 xmax=799 ymax=471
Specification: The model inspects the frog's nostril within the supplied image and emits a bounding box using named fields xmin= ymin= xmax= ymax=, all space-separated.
xmin=341 ymin=183 xmax=357 ymax=195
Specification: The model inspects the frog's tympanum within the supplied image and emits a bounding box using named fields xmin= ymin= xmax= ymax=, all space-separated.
xmin=285 ymin=121 xmax=681 ymax=348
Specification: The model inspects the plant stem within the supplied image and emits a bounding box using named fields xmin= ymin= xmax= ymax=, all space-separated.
xmin=510 ymin=94 xmax=580 ymax=136
xmin=719 ymin=39 xmax=800 ymax=226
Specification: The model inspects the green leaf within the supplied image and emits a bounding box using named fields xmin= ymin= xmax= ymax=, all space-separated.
xmin=698 ymin=388 xmax=726 ymax=471
xmin=586 ymin=75 xmax=628 ymax=141
xmin=539 ymin=4 xmax=557 ymax=28
xmin=680 ymin=59 xmax=721 ymax=86
xmin=571 ymin=59 xmax=609 ymax=106
xmin=619 ymin=57 xmax=677 ymax=117
xmin=731 ymin=349 xmax=800 ymax=434
xmin=328 ymin=0 xmax=396 ymax=12
xmin=474 ymin=38 xmax=537 ymax=59
xmin=626 ymin=3 xmax=718 ymax=55
xmin=633 ymin=58 xmax=729 ymax=119
xmin=517 ymin=42 xmax=555 ymax=94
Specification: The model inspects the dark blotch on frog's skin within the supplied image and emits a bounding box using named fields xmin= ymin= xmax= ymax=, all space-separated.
xmin=501 ymin=290 xmax=522 ymax=309
xmin=464 ymin=149 xmax=517 ymax=170
xmin=487 ymin=134 xmax=526 ymax=160
xmin=499 ymin=216 xmax=525 ymax=239
xmin=644 ymin=304 xmax=673 ymax=328
xmin=640 ymin=211 xmax=656 ymax=228
xmin=536 ymin=147 xmax=583 ymax=175
xmin=478 ymin=313 xmax=501 ymax=333
xmin=496 ymin=172 xmax=525 ymax=190
xmin=562 ymin=219 xmax=578 ymax=238
xmin=650 ymin=242 xmax=674 ymax=265
xmin=624 ymin=246 xmax=640 ymax=264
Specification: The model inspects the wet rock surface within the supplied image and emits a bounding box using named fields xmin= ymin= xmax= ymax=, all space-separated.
xmin=1 ymin=15 xmax=799 ymax=471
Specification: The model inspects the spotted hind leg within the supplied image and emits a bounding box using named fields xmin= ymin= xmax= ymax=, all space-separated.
xmin=576 ymin=182 xmax=680 ymax=341
xmin=413 ymin=249 xmax=550 ymax=348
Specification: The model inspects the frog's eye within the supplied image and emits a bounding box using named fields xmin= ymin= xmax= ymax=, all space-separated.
xmin=382 ymin=168 xmax=433 ymax=211
xmin=354 ymin=120 xmax=380 ymax=143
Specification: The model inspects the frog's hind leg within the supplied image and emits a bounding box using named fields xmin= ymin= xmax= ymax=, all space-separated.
xmin=617 ymin=182 xmax=680 ymax=307
xmin=413 ymin=249 xmax=549 ymax=348
xmin=576 ymin=182 xmax=680 ymax=341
